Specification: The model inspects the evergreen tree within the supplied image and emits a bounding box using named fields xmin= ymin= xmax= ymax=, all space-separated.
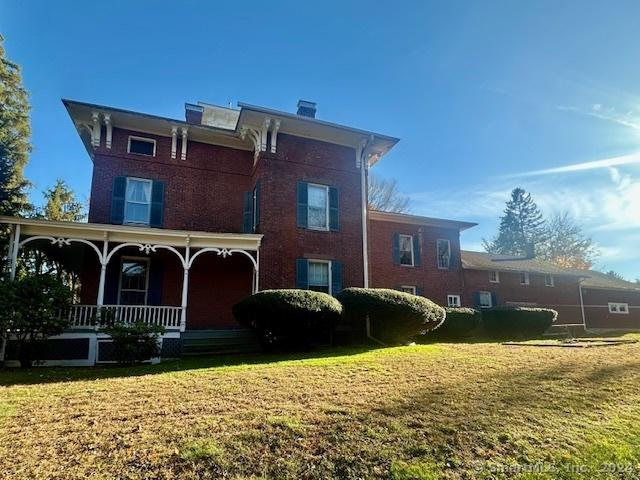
xmin=42 ymin=179 xmax=85 ymax=222
xmin=0 ymin=34 xmax=32 ymax=276
xmin=483 ymin=188 xmax=546 ymax=256
xmin=537 ymin=212 xmax=598 ymax=269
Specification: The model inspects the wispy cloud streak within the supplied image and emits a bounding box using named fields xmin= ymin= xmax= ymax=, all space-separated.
xmin=503 ymin=152 xmax=640 ymax=178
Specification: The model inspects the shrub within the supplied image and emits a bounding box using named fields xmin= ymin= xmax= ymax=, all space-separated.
xmin=0 ymin=275 xmax=72 ymax=367
xmin=232 ymin=289 xmax=343 ymax=351
xmin=482 ymin=306 xmax=558 ymax=339
xmin=336 ymin=288 xmax=445 ymax=345
xmin=423 ymin=307 xmax=481 ymax=340
xmin=101 ymin=320 xmax=165 ymax=364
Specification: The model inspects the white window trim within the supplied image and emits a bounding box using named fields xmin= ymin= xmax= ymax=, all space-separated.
xmin=520 ymin=271 xmax=530 ymax=285
xmin=479 ymin=291 xmax=493 ymax=308
xmin=307 ymin=183 xmax=330 ymax=231
xmin=124 ymin=177 xmax=153 ymax=226
xmin=436 ymin=239 xmax=451 ymax=270
xmin=400 ymin=285 xmax=417 ymax=295
xmin=544 ymin=274 xmax=555 ymax=287
xmin=608 ymin=302 xmax=629 ymax=314
xmin=447 ymin=294 xmax=461 ymax=307
xmin=399 ymin=234 xmax=415 ymax=267
xmin=127 ymin=135 xmax=157 ymax=156
xmin=308 ymin=259 xmax=332 ymax=294
xmin=489 ymin=270 xmax=500 ymax=283
xmin=117 ymin=256 xmax=150 ymax=306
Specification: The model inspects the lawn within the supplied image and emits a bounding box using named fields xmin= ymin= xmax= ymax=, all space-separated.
xmin=1 ymin=339 xmax=640 ymax=479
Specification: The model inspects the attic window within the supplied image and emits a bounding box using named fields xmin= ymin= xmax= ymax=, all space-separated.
xmin=128 ymin=136 xmax=156 ymax=156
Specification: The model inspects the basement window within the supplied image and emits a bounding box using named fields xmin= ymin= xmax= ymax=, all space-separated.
xmin=608 ymin=302 xmax=629 ymax=314
xmin=520 ymin=272 xmax=530 ymax=285
xmin=447 ymin=294 xmax=461 ymax=307
xmin=400 ymin=285 xmax=417 ymax=295
xmin=544 ymin=274 xmax=554 ymax=287
xmin=128 ymin=136 xmax=156 ymax=156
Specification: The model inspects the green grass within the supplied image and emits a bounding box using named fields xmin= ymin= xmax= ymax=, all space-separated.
xmin=1 ymin=339 xmax=640 ymax=479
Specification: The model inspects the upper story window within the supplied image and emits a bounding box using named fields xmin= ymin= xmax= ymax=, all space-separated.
xmin=436 ymin=239 xmax=451 ymax=269
xmin=608 ymin=302 xmax=629 ymax=314
xmin=297 ymin=181 xmax=339 ymax=231
xmin=520 ymin=272 xmax=530 ymax=285
xmin=124 ymin=178 xmax=153 ymax=225
xmin=544 ymin=274 xmax=554 ymax=287
xmin=489 ymin=270 xmax=500 ymax=283
xmin=128 ymin=136 xmax=156 ymax=156
xmin=119 ymin=257 xmax=149 ymax=305
xmin=399 ymin=234 xmax=414 ymax=266
xmin=447 ymin=294 xmax=461 ymax=307
xmin=308 ymin=184 xmax=329 ymax=230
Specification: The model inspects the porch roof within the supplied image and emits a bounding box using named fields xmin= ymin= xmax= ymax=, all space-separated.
xmin=0 ymin=216 xmax=263 ymax=250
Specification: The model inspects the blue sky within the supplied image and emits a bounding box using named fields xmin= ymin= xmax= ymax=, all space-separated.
xmin=2 ymin=1 xmax=640 ymax=279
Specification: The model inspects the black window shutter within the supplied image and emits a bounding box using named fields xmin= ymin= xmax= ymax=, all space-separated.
xmin=105 ymin=263 xmax=119 ymax=305
xmin=243 ymin=191 xmax=253 ymax=233
xmin=416 ymin=287 xmax=424 ymax=296
xmin=491 ymin=292 xmax=498 ymax=307
xmin=392 ymin=233 xmax=400 ymax=264
xmin=147 ymin=258 xmax=164 ymax=305
xmin=329 ymin=186 xmax=339 ymax=231
xmin=449 ymin=250 xmax=458 ymax=270
xmin=297 ymin=181 xmax=308 ymax=228
xmin=111 ymin=176 xmax=127 ymax=225
xmin=254 ymin=181 xmax=261 ymax=230
xmin=331 ymin=261 xmax=343 ymax=295
xmin=296 ymin=258 xmax=308 ymax=289
xmin=474 ymin=291 xmax=481 ymax=308
xmin=149 ymin=181 xmax=165 ymax=228
xmin=413 ymin=235 xmax=421 ymax=266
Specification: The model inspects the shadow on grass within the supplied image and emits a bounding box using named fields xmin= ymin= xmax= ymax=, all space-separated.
xmin=0 ymin=345 xmax=384 ymax=387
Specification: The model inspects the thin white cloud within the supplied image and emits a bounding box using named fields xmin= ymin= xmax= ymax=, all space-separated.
xmin=556 ymin=104 xmax=640 ymax=130
xmin=504 ymin=152 xmax=640 ymax=178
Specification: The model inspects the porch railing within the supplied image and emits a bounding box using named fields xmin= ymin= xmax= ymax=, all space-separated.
xmin=66 ymin=305 xmax=183 ymax=330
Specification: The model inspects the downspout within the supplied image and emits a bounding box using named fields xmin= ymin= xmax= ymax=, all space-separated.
xmin=359 ymin=135 xmax=386 ymax=345
xmin=578 ymin=277 xmax=587 ymax=332
xmin=360 ymin=135 xmax=374 ymax=288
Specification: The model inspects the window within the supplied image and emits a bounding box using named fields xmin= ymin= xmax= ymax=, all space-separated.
xmin=118 ymin=258 xmax=149 ymax=305
xmin=400 ymin=285 xmax=416 ymax=295
xmin=436 ymin=239 xmax=451 ymax=269
xmin=447 ymin=294 xmax=461 ymax=307
xmin=124 ymin=178 xmax=152 ymax=225
xmin=478 ymin=291 xmax=492 ymax=308
xmin=308 ymin=260 xmax=331 ymax=294
xmin=544 ymin=274 xmax=554 ymax=287
xmin=489 ymin=271 xmax=500 ymax=283
xmin=399 ymin=234 xmax=414 ymax=266
xmin=520 ymin=272 xmax=530 ymax=285
xmin=609 ymin=302 xmax=629 ymax=314
xmin=127 ymin=136 xmax=156 ymax=156
xmin=307 ymin=184 xmax=329 ymax=230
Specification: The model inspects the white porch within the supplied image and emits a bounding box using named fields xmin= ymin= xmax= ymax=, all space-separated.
xmin=1 ymin=216 xmax=263 ymax=332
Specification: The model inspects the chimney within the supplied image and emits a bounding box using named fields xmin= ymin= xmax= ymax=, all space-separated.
xmin=185 ymin=103 xmax=203 ymax=124
xmin=524 ymin=242 xmax=535 ymax=259
xmin=296 ymin=100 xmax=317 ymax=118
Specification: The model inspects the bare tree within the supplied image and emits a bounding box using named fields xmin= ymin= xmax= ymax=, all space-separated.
xmin=368 ymin=173 xmax=411 ymax=213
xmin=537 ymin=212 xmax=599 ymax=269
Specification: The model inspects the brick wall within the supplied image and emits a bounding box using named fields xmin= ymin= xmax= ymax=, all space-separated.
xmin=89 ymin=127 xmax=254 ymax=232
xmin=582 ymin=287 xmax=640 ymax=329
xmin=254 ymin=133 xmax=364 ymax=291
xmin=368 ymin=219 xmax=464 ymax=306
xmin=461 ymin=268 xmax=584 ymax=324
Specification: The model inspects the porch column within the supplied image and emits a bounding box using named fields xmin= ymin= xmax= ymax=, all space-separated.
xmin=9 ymin=223 xmax=20 ymax=280
xmin=96 ymin=233 xmax=109 ymax=308
xmin=180 ymin=237 xmax=191 ymax=332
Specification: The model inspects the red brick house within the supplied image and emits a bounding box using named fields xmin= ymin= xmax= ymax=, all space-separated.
xmin=1 ymin=98 xmax=638 ymax=365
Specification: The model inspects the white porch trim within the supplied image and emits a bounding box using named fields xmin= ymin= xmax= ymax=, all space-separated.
xmin=0 ymin=216 xmax=262 ymax=336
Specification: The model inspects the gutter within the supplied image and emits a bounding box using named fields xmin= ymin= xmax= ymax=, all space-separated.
xmin=359 ymin=135 xmax=375 ymax=289
xmin=578 ymin=277 xmax=587 ymax=331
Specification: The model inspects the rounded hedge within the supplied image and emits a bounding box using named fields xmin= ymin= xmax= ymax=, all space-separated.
xmin=423 ymin=307 xmax=481 ymax=340
xmin=482 ymin=306 xmax=558 ymax=339
xmin=336 ymin=288 xmax=445 ymax=345
xmin=232 ymin=289 xmax=343 ymax=351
